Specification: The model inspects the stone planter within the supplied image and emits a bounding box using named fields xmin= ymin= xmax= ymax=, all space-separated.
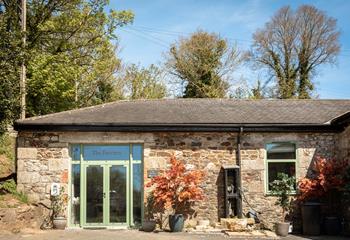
xmin=275 ymin=222 xmax=290 ymax=237
xmin=142 ymin=219 xmax=156 ymax=232
xmin=53 ymin=216 xmax=67 ymax=229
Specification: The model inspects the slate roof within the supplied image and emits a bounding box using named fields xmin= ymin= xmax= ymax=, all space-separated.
xmin=14 ymin=99 xmax=350 ymax=132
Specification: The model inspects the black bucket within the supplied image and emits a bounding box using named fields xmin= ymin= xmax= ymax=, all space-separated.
xmin=301 ymin=202 xmax=321 ymax=235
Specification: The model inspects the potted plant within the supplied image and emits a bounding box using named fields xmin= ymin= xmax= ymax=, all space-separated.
xmin=269 ymin=173 xmax=295 ymax=237
xmin=51 ymin=187 xmax=68 ymax=229
xmin=141 ymin=193 xmax=159 ymax=232
xmin=298 ymin=157 xmax=348 ymax=235
xmin=146 ymin=156 xmax=204 ymax=232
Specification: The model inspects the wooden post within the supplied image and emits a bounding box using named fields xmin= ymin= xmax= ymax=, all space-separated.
xmin=20 ymin=0 xmax=26 ymax=119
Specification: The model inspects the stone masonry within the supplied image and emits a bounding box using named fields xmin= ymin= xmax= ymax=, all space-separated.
xmin=16 ymin=130 xmax=345 ymax=230
xmin=338 ymin=125 xmax=350 ymax=161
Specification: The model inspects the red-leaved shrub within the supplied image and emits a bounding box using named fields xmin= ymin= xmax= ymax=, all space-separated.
xmin=146 ymin=155 xmax=204 ymax=214
xmin=298 ymin=156 xmax=349 ymax=202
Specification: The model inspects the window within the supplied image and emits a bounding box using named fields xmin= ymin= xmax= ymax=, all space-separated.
xmin=266 ymin=142 xmax=296 ymax=192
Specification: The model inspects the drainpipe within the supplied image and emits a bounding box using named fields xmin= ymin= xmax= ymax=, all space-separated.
xmin=236 ymin=126 xmax=243 ymax=218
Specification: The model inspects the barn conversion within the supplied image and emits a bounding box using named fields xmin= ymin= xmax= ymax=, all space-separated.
xmin=14 ymin=99 xmax=350 ymax=230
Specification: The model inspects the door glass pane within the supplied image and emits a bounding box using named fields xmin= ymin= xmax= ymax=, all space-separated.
xmin=268 ymin=162 xmax=296 ymax=191
xmin=86 ymin=165 xmax=104 ymax=223
xmin=133 ymin=164 xmax=142 ymax=225
xmin=110 ymin=166 xmax=127 ymax=223
xmin=83 ymin=145 xmax=130 ymax=161
xmin=267 ymin=143 xmax=296 ymax=159
xmin=71 ymin=164 xmax=80 ymax=224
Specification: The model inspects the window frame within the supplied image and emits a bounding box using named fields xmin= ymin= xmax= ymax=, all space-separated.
xmin=264 ymin=141 xmax=298 ymax=194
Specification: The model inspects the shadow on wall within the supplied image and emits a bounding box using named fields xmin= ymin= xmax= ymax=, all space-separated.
xmin=216 ymin=168 xmax=225 ymax=221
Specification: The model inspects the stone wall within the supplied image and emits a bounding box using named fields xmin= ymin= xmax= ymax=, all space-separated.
xmin=17 ymin=132 xmax=69 ymax=207
xmin=240 ymin=132 xmax=337 ymax=230
xmin=338 ymin=125 xmax=350 ymax=160
xmin=338 ymin=125 xmax=350 ymax=236
xmin=16 ymin=131 xmax=339 ymax=229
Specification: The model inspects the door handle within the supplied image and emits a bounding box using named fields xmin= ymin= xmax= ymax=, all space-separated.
xmin=103 ymin=192 xmax=106 ymax=198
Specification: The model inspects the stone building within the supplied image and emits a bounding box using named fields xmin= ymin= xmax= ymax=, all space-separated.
xmin=14 ymin=99 xmax=350 ymax=230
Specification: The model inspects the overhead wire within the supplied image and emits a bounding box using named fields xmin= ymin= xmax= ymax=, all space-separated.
xmin=123 ymin=25 xmax=350 ymax=56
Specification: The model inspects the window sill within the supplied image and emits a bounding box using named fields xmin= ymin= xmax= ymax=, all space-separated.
xmin=265 ymin=191 xmax=297 ymax=197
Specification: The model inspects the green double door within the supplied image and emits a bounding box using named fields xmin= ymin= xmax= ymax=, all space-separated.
xmin=81 ymin=163 xmax=129 ymax=227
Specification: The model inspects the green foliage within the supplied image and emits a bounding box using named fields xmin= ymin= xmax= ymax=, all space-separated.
xmin=0 ymin=1 xmax=22 ymax=132
xmin=0 ymin=179 xmax=29 ymax=204
xmin=51 ymin=187 xmax=68 ymax=217
xmin=16 ymin=192 xmax=29 ymax=204
xmin=166 ymin=30 xmax=241 ymax=98
xmin=269 ymin=173 xmax=295 ymax=222
xmin=0 ymin=133 xmax=15 ymax=162
xmin=0 ymin=0 xmax=134 ymax=124
xmin=119 ymin=64 xmax=167 ymax=99
xmin=0 ymin=179 xmax=17 ymax=194
xmin=250 ymin=80 xmax=264 ymax=99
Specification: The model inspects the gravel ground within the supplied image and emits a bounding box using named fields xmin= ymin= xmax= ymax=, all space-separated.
xmin=0 ymin=229 xmax=349 ymax=240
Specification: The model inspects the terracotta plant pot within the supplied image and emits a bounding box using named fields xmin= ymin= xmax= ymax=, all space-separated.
xmin=169 ymin=214 xmax=184 ymax=232
xmin=142 ymin=219 xmax=156 ymax=232
xmin=53 ymin=216 xmax=67 ymax=229
xmin=276 ymin=222 xmax=290 ymax=237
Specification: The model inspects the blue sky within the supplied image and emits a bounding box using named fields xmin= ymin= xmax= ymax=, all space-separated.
xmin=111 ymin=0 xmax=350 ymax=99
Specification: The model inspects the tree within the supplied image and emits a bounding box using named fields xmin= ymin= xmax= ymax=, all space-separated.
xmin=0 ymin=0 xmax=133 ymax=130
xmin=269 ymin=173 xmax=295 ymax=222
xmin=118 ymin=64 xmax=167 ymax=99
xmin=0 ymin=1 xmax=22 ymax=131
xmin=146 ymin=156 xmax=204 ymax=214
xmin=250 ymin=5 xmax=340 ymax=99
xmin=250 ymin=80 xmax=264 ymax=99
xmin=166 ymin=30 xmax=241 ymax=98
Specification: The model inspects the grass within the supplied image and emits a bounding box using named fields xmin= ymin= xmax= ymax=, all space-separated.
xmin=0 ymin=133 xmax=15 ymax=162
xmin=0 ymin=133 xmax=29 ymax=207
xmin=0 ymin=179 xmax=29 ymax=205
xmin=0 ymin=133 xmax=15 ymax=176
xmin=15 ymin=192 xmax=29 ymax=204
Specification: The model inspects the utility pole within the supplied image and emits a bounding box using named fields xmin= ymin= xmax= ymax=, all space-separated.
xmin=20 ymin=0 xmax=26 ymax=119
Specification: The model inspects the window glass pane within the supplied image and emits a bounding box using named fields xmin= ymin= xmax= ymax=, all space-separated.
xmin=133 ymin=163 xmax=142 ymax=225
xmin=268 ymin=162 xmax=296 ymax=191
xmin=267 ymin=143 xmax=296 ymax=159
xmin=71 ymin=145 xmax=81 ymax=160
xmin=132 ymin=144 xmax=142 ymax=161
xmin=83 ymin=145 xmax=130 ymax=161
xmin=71 ymin=164 xmax=80 ymax=224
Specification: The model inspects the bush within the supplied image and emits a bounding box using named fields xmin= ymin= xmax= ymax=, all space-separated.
xmin=0 ymin=179 xmax=29 ymax=204
xmin=0 ymin=178 xmax=17 ymax=194
xmin=146 ymin=156 xmax=205 ymax=215
xmin=298 ymin=157 xmax=348 ymax=202
xmin=0 ymin=133 xmax=15 ymax=161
